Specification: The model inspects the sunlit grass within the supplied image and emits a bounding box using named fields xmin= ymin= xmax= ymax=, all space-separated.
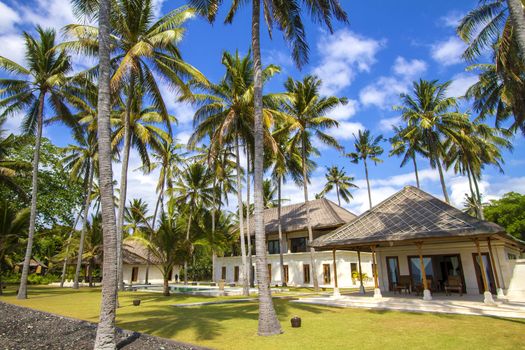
xmin=2 ymin=285 xmax=524 ymax=350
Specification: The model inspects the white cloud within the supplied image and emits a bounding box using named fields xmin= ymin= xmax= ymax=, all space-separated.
xmin=378 ymin=116 xmax=402 ymax=132
xmin=440 ymin=11 xmax=464 ymax=28
xmin=0 ymin=34 xmax=26 ymax=64
xmin=447 ymin=73 xmax=478 ymax=98
xmin=175 ymin=130 xmax=192 ymax=145
xmin=19 ymin=0 xmax=77 ymax=31
xmin=0 ymin=1 xmax=20 ymax=33
xmin=431 ymin=37 xmax=466 ymax=66
xmin=326 ymin=121 xmax=364 ymax=140
xmin=359 ymin=57 xmax=427 ymax=109
xmin=313 ymin=29 xmax=383 ymax=95
xmin=327 ymin=100 xmax=359 ymax=121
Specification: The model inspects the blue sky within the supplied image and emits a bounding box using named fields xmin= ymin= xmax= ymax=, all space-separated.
xmin=0 ymin=0 xmax=524 ymax=214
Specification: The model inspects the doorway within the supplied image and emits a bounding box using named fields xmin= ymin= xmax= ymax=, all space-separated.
xmin=472 ymin=253 xmax=497 ymax=294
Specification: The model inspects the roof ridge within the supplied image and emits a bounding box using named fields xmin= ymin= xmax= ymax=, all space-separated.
xmin=320 ymin=198 xmax=343 ymax=223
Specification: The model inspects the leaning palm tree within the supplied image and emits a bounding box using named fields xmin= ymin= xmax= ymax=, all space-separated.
xmin=64 ymin=1 xmax=206 ymax=291
xmin=280 ymin=75 xmax=346 ymax=292
xmin=0 ymin=27 xmax=76 ymax=299
xmin=347 ymin=130 xmax=384 ymax=210
xmin=170 ymin=162 xmax=214 ymax=285
xmin=0 ymin=201 xmax=30 ymax=295
xmin=189 ymin=0 xmax=348 ymax=335
xmin=320 ymin=166 xmax=358 ymax=206
xmin=389 ymin=124 xmax=426 ymax=188
xmin=395 ymin=80 xmax=469 ymax=204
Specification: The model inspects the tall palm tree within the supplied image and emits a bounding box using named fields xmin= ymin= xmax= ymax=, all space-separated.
xmin=281 ymin=75 xmax=346 ymax=291
xmin=189 ymin=0 xmax=348 ymax=336
xmin=0 ymin=27 xmax=76 ymax=299
xmin=64 ymin=1 xmax=206 ymax=291
xmin=171 ymin=162 xmax=214 ymax=285
xmin=77 ymin=0 xmax=120 ymax=346
xmin=320 ymin=166 xmax=358 ymax=206
xmin=189 ymin=50 xmax=281 ymax=296
xmin=395 ymin=80 xmax=468 ymax=204
xmin=347 ymin=130 xmax=383 ymax=210
xmin=389 ymin=125 xmax=426 ymax=188
xmin=124 ymin=199 xmax=150 ymax=236
xmin=507 ymin=0 xmax=525 ymax=60
xmin=0 ymin=201 xmax=30 ymax=295
xmin=0 ymin=119 xmax=31 ymax=199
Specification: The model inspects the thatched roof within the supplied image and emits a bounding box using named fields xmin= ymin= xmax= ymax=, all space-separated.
xmin=248 ymin=198 xmax=356 ymax=236
xmin=16 ymin=258 xmax=47 ymax=268
xmin=122 ymin=240 xmax=162 ymax=265
xmin=311 ymin=186 xmax=514 ymax=250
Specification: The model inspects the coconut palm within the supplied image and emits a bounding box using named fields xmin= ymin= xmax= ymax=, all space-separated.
xmin=0 ymin=26 xmax=77 ymax=299
xmin=507 ymin=0 xmax=525 ymax=59
xmin=170 ymin=162 xmax=214 ymax=285
xmin=189 ymin=50 xmax=282 ymax=296
xmin=0 ymin=119 xmax=31 ymax=200
xmin=395 ymin=80 xmax=469 ymax=204
xmin=124 ymin=199 xmax=150 ymax=236
xmin=280 ymin=75 xmax=346 ymax=291
xmin=0 ymin=201 xmax=30 ymax=295
xmin=389 ymin=124 xmax=426 ymax=188
xmin=64 ymin=1 xmax=207 ymax=291
xmin=320 ymin=166 xmax=358 ymax=206
xmin=189 ymin=0 xmax=348 ymax=335
xmin=347 ymin=130 xmax=383 ymax=210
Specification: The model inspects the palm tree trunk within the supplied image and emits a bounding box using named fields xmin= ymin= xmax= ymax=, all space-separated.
xmin=60 ymin=205 xmax=84 ymax=287
xmin=146 ymin=178 xmax=164 ymax=284
xmin=470 ymin=165 xmax=485 ymax=220
xmin=211 ymin=178 xmax=217 ymax=282
xmin=412 ymin=154 xmax=420 ymax=189
xmin=435 ymin=153 xmax=450 ymax=203
xmin=116 ymin=76 xmax=135 ymax=292
xmin=184 ymin=209 xmax=193 ymax=285
xmin=252 ymin=0 xmax=282 ymax=336
xmin=302 ymin=140 xmax=319 ymax=292
xmin=335 ymin=183 xmax=341 ymax=206
xmin=0 ymin=264 xmax=3 ymax=296
xmin=74 ymin=162 xmax=95 ymax=289
xmin=93 ymin=0 xmax=119 ymax=345
xmin=235 ymin=136 xmax=249 ymax=296
xmin=466 ymin=166 xmax=479 ymax=218
xmin=507 ymin=0 xmax=525 ymax=62
xmin=17 ymin=91 xmax=45 ymax=300
xmin=163 ymin=273 xmax=170 ymax=296
xmin=246 ymin=148 xmax=254 ymax=287
xmin=277 ymin=176 xmax=286 ymax=287
xmin=364 ymin=158 xmax=373 ymax=210
xmin=88 ymin=257 xmax=94 ymax=287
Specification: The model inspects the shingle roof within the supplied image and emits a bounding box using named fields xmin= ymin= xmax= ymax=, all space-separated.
xmin=311 ymin=186 xmax=506 ymax=249
xmin=248 ymin=198 xmax=357 ymax=236
xmin=122 ymin=240 xmax=162 ymax=265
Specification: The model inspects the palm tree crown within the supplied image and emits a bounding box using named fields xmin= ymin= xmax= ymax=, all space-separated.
xmin=320 ymin=166 xmax=358 ymax=206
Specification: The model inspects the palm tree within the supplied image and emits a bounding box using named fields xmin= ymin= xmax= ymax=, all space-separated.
xmin=507 ymin=0 xmax=525 ymax=60
xmin=0 ymin=201 xmax=29 ymax=295
xmin=389 ymin=125 xmax=426 ymax=188
xmin=395 ymin=80 xmax=469 ymax=204
xmin=0 ymin=27 xmax=76 ymax=299
xmin=347 ymin=130 xmax=384 ymax=210
xmin=281 ymin=75 xmax=346 ymax=291
xmin=124 ymin=199 xmax=150 ymax=236
xmin=64 ymin=1 xmax=206 ymax=291
xmin=190 ymin=0 xmax=348 ymax=335
xmin=80 ymin=0 xmax=119 ymax=346
xmin=171 ymin=162 xmax=214 ymax=285
xmin=320 ymin=166 xmax=358 ymax=206
xmin=0 ymin=119 xmax=31 ymax=199
xmin=189 ymin=50 xmax=281 ymax=296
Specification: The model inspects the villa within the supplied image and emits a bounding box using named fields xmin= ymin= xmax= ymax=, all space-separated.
xmin=311 ymin=186 xmax=525 ymax=303
xmin=214 ymin=198 xmax=375 ymax=289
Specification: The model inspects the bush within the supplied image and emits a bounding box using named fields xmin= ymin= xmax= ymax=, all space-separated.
xmin=27 ymin=273 xmax=60 ymax=285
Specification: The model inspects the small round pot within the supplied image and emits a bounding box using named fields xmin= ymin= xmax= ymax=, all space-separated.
xmin=291 ymin=316 xmax=301 ymax=328
xmin=132 ymin=299 xmax=141 ymax=306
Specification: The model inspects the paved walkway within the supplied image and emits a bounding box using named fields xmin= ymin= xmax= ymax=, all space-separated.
xmin=292 ymin=292 xmax=525 ymax=319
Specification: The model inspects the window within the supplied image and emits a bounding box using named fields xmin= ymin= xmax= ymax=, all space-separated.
xmin=221 ymin=266 xmax=226 ymax=280
xmin=234 ymin=266 xmax=239 ymax=282
xmin=290 ymin=237 xmax=307 ymax=253
xmin=268 ymin=264 xmax=272 ymax=283
xmin=303 ymin=264 xmax=311 ymax=284
xmin=131 ymin=267 xmax=139 ymax=282
xmin=350 ymin=263 xmax=358 ymax=284
xmin=268 ymin=240 xmax=280 ymax=254
xmin=386 ymin=257 xmax=399 ymax=291
xmin=283 ymin=265 xmax=289 ymax=284
xmin=323 ymin=264 xmax=331 ymax=284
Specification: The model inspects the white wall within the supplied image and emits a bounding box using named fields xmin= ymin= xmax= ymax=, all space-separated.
xmin=507 ymin=259 xmax=525 ymax=301
xmin=215 ymin=250 xmax=375 ymax=288
xmin=376 ymin=239 xmax=522 ymax=296
xmin=122 ymin=264 xmax=181 ymax=285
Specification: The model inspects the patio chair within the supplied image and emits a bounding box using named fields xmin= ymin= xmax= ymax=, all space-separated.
xmin=444 ymin=275 xmax=463 ymax=296
xmin=393 ymin=275 xmax=412 ymax=294
xmin=415 ymin=277 xmax=433 ymax=296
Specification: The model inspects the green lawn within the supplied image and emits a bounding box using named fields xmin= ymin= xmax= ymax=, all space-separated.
xmin=1 ymin=285 xmax=524 ymax=350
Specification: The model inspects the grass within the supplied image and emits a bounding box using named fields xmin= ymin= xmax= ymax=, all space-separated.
xmin=1 ymin=285 xmax=525 ymax=350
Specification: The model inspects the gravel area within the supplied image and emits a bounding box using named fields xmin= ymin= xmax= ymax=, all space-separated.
xmin=0 ymin=301 xmax=210 ymax=350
